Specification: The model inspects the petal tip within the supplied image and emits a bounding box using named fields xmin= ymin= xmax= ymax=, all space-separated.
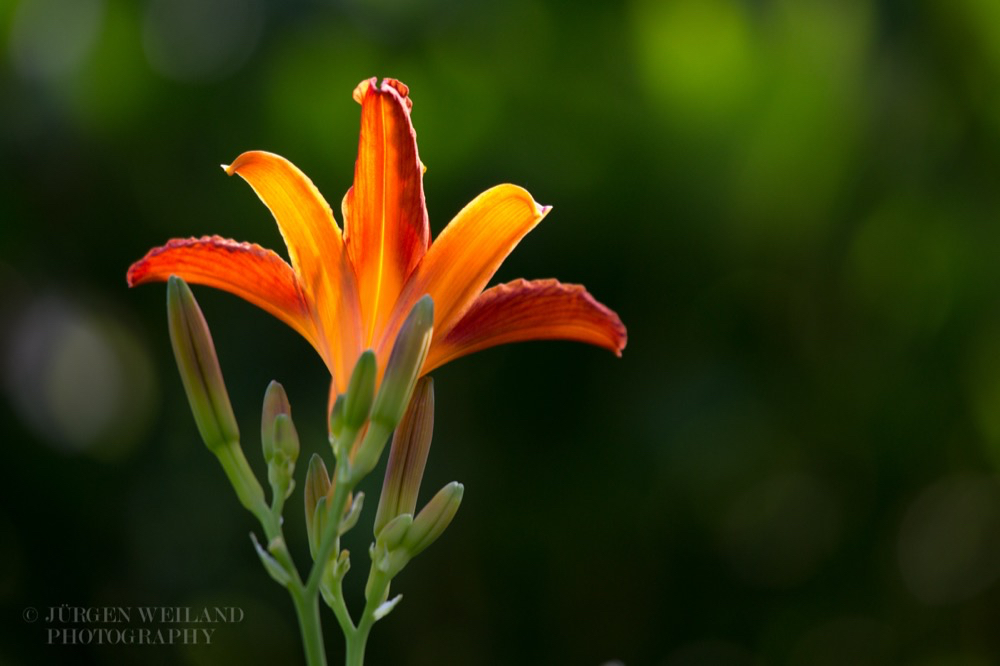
xmin=125 ymin=262 xmax=141 ymax=287
xmin=225 ymin=151 xmax=265 ymax=176
xmin=381 ymin=78 xmax=413 ymax=111
xmin=353 ymin=76 xmax=414 ymax=112
xmin=381 ymin=78 xmax=410 ymax=98
xmin=353 ymin=77 xmax=376 ymax=104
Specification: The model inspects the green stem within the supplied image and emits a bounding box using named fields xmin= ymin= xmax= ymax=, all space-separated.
xmin=344 ymin=563 xmax=390 ymax=666
xmin=258 ymin=472 xmax=326 ymax=665
xmin=326 ymin=578 xmax=355 ymax=636
xmin=215 ymin=443 xmax=269 ymax=524
xmin=344 ymin=624 xmax=370 ymax=666
xmin=290 ymin=585 xmax=327 ymax=666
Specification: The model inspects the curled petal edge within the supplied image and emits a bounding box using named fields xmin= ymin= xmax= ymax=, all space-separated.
xmin=424 ymin=278 xmax=627 ymax=373
xmin=127 ymin=235 xmax=320 ymax=354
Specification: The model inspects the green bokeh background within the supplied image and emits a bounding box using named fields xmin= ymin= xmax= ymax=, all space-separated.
xmin=4 ymin=0 xmax=1000 ymax=664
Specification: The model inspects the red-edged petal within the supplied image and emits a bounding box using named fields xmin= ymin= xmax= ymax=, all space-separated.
xmin=226 ymin=150 xmax=362 ymax=390
xmin=343 ymin=78 xmax=430 ymax=348
xmin=423 ymin=278 xmax=627 ymax=373
xmin=127 ymin=236 xmax=320 ymax=352
xmin=376 ymin=184 xmax=548 ymax=362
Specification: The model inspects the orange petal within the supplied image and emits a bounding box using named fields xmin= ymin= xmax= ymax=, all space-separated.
xmin=226 ymin=150 xmax=362 ymax=390
xmin=423 ymin=278 xmax=627 ymax=373
xmin=343 ymin=78 xmax=430 ymax=348
xmin=376 ymin=184 xmax=549 ymax=360
xmin=127 ymin=236 xmax=320 ymax=352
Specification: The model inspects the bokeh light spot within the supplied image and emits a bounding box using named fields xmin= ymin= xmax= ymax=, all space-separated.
xmin=964 ymin=315 xmax=1000 ymax=462
xmin=2 ymin=292 xmax=156 ymax=460
xmin=721 ymin=471 xmax=841 ymax=587
xmin=10 ymin=0 xmax=104 ymax=82
xmin=142 ymin=0 xmax=262 ymax=83
xmin=631 ymin=0 xmax=757 ymax=129
xmin=897 ymin=474 xmax=1000 ymax=605
xmin=844 ymin=196 xmax=964 ymax=337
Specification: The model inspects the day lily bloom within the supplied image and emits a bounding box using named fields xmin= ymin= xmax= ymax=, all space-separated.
xmin=127 ymin=78 xmax=626 ymax=400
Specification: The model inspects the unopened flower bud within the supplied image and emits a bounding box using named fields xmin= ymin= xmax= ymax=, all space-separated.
xmin=304 ymin=454 xmax=331 ymax=558
xmin=304 ymin=454 xmax=331 ymax=523
xmin=266 ymin=413 xmax=299 ymax=500
xmin=376 ymin=513 xmax=412 ymax=552
xmin=329 ymin=394 xmax=346 ymax=439
xmin=343 ymin=350 xmax=376 ymax=431
xmin=261 ymin=381 xmax=291 ymax=462
xmin=353 ymin=297 xmax=433 ymax=477
xmin=271 ymin=413 xmax=300 ymax=465
xmin=368 ymin=513 xmax=413 ymax=595
xmin=374 ymin=377 xmax=434 ymax=536
xmin=404 ymin=481 xmax=463 ymax=558
xmin=371 ymin=296 xmax=434 ymax=429
xmin=166 ymin=276 xmax=239 ymax=451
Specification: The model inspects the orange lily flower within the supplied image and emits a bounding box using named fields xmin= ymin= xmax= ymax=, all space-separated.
xmin=127 ymin=78 xmax=626 ymax=398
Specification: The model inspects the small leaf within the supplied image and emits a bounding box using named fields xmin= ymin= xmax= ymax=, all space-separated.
xmin=373 ymin=594 xmax=403 ymax=621
xmin=250 ymin=532 xmax=291 ymax=587
xmin=339 ymin=491 xmax=365 ymax=536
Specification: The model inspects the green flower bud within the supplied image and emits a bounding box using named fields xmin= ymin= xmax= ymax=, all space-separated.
xmin=304 ymin=454 xmax=331 ymax=558
xmin=319 ymin=549 xmax=352 ymax=610
xmin=329 ymin=394 xmax=346 ymax=440
xmin=367 ymin=514 xmax=413 ymax=598
xmin=343 ymin=350 xmax=376 ymax=431
xmin=310 ymin=496 xmax=327 ymax=560
xmin=166 ymin=276 xmax=239 ymax=451
xmin=373 ymin=377 xmax=434 ymax=536
xmin=376 ymin=513 xmax=412 ymax=552
xmin=304 ymin=454 xmax=331 ymax=523
xmin=404 ymin=481 xmax=464 ymax=558
xmin=271 ymin=413 xmax=300 ymax=465
xmin=371 ymin=296 xmax=434 ymax=429
xmin=261 ymin=381 xmax=291 ymax=462
xmin=261 ymin=415 xmax=296 ymax=503
xmin=353 ymin=297 xmax=433 ymax=478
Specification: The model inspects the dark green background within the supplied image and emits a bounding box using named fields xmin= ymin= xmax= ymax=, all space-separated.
xmin=4 ymin=0 xmax=1000 ymax=664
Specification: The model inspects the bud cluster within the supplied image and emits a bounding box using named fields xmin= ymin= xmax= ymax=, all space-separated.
xmin=165 ymin=279 xmax=463 ymax=647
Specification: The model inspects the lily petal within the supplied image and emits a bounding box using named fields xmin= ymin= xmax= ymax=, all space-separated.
xmin=377 ymin=184 xmax=548 ymax=361
xmin=425 ymin=278 xmax=627 ymax=373
xmin=344 ymin=78 xmax=430 ymax=348
xmin=227 ymin=150 xmax=362 ymax=390
xmin=127 ymin=236 xmax=319 ymax=350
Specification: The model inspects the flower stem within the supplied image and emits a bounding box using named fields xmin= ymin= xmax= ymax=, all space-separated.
xmin=259 ymin=486 xmax=328 ymax=665
xmin=344 ymin=625 xmax=370 ymax=666
xmin=343 ymin=563 xmax=390 ymax=666
xmin=290 ymin=586 xmax=327 ymax=666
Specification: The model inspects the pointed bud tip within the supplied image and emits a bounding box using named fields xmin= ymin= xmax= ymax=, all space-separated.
xmin=166 ymin=275 xmax=239 ymax=450
xmin=262 ymin=381 xmax=292 ymax=462
xmin=414 ymin=295 xmax=434 ymax=322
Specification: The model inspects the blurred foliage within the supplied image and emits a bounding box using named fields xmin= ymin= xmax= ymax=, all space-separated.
xmin=3 ymin=0 xmax=1000 ymax=664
